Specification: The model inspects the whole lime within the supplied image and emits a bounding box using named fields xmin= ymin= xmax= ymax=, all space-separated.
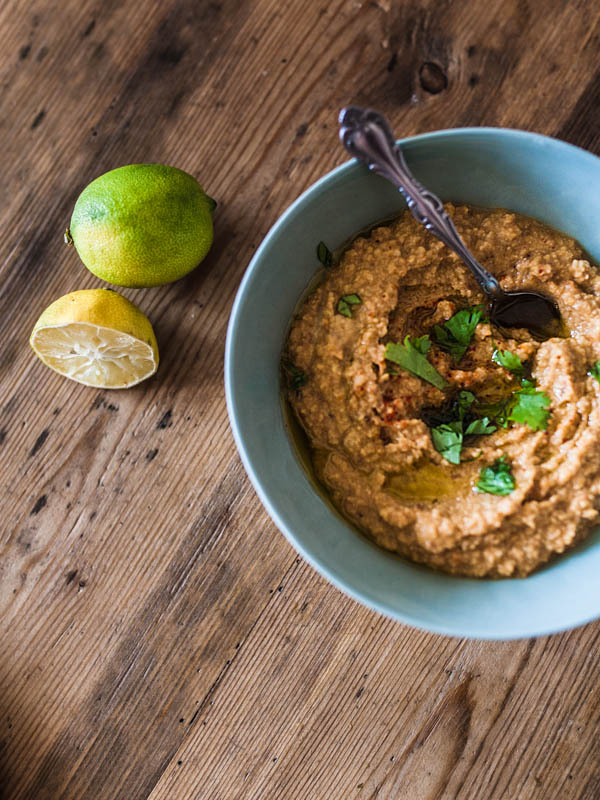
xmin=67 ymin=164 xmax=216 ymax=288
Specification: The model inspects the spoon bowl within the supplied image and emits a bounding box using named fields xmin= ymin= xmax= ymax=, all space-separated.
xmin=490 ymin=290 xmax=563 ymax=339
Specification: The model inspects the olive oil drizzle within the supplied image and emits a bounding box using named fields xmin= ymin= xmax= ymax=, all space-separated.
xmin=385 ymin=461 xmax=475 ymax=503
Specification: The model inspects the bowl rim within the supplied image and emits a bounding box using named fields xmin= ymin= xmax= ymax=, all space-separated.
xmin=225 ymin=126 xmax=600 ymax=639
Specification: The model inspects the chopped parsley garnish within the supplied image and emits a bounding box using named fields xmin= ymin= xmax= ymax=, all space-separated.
xmin=430 ymin=390 xmax=496 ymax=464
xmin=431 ymin=421 xmax=463 ymax=465
xmin=589 ymin=361 xmax=600 ymax=383
xmin=492 ymin=348 xmax=526 ymax=377
xmin=337 ymin=293 xmax=362 ymax=318
xmin=476 ymin=455 xmax=516 ymax=496
xmin=282 ymin=360 xmax=307 ymax=391
xmin=433 ymin=305 xmax=485 ymax=361
xmin=317 ymin=241 xmax=333 ymax=268
xmin=490 ymin=349 xmax=551 ymax=431
xmin=384 ymin=335 xmax=449 ymax=391
xmin=507 ymin=386 xmax=551 ymax=431
xmin=465 ymin=417 xmax=497 ymax=435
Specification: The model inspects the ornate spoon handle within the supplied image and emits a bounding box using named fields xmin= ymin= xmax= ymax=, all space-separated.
xmin=338 ymin=106 xmax=503 ymax=299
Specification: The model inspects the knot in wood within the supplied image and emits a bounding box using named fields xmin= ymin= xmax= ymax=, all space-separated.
xmin=419 ymin=62 xmax=448 ymax=94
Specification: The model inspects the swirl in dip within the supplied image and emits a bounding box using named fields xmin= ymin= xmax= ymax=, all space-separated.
xmin=284 ymin=205 xmax=600 ymax=578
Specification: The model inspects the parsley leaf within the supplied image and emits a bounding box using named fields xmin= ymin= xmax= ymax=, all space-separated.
xmin=282 ymin=360 xmax=307 ymax=392
xmin=433 ymin=305 xmax=485 ymax=361
xmin=465 ymin=417 xmax=496 ymax=435
xmin=384 ymin=336 xmax=449 ymax=391
xmin=411 ymin=335 xmax=432 ymax=355
xmin=589 ymin=361 xmax=600 ymax=383
xmin=492 ymin=349 xmax=526 ymax=376
xmin=507 ymin=386 xmax=551 ymax=431
xmin=431 ymin=421 xmax=463 ymax=464
xmin=337 ymin=293 xmax=362 ymax=318
xmin=430 ymin=391 xmax=496 ymax=464
xmin=317 ymin=241 xmax=333 ymax=268
xmin=476 ymin=455 xmax=516 ymax=495
xmin=490 ymin=349 xmax=551 ymax=430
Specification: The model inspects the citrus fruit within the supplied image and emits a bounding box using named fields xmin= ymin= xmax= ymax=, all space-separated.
xmin=66 ymin=164 xmax=215 ymax=288
xmin=30 ymin=289 xmax=159 ymax=389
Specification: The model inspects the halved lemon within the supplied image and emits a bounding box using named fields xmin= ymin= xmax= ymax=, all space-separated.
xmin=30 ymin=289 xmax=159 ymax=389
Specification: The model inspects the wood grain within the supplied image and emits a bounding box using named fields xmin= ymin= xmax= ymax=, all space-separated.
xmin=0 ymin=0 xmax=599 ymax=798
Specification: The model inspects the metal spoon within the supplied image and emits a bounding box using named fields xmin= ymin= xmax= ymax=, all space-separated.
xmin=338 ymin=106 xmax=562 ymax=340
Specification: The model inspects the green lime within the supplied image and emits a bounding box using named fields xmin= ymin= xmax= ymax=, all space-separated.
xmin=67 ymin=164 xmax=216 ymax=288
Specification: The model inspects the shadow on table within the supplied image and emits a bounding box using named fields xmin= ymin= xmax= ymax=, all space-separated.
xmin=0 ymin=677 xmax=69 ymax=800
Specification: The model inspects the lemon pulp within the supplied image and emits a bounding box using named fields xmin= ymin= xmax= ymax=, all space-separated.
xmin=30 ymin=289 xmax=159 ymax=389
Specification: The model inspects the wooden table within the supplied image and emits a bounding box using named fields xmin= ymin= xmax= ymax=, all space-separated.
xmin=1 ymin=1 xmax=599 ymax=797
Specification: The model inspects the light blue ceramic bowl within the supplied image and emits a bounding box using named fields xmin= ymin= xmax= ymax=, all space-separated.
xmin=225 ymin=128 xmax=600 ymax=639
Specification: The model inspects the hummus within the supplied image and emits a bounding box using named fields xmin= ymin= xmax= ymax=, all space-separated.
xmin=284 ymin=205 xmax=600 ymax=577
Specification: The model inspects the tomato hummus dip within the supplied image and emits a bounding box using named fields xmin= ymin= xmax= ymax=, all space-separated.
xmin=284 ymin=205 xmax=600 ymax=578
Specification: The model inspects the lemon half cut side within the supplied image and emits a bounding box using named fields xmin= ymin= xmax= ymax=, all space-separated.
xmin=30 ymin=289 xmax=159 ymax=389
